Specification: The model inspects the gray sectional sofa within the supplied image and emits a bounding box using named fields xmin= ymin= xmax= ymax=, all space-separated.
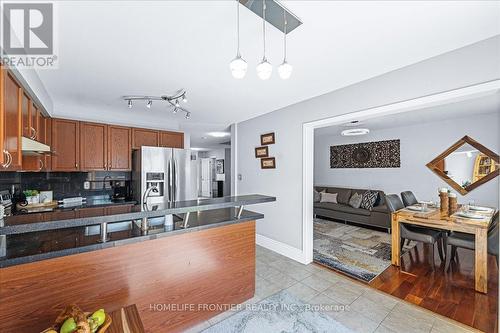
xmin=314 ymin=186 xmax=391 ymax=231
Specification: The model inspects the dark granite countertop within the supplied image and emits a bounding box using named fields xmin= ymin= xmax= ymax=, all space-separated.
xmin=0 ymin=208 xmax=264 ymax=268
xmin=0 ymin=194 xmax=275 ymax=235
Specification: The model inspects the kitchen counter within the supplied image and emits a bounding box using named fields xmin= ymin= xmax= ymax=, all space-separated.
xmin=0 ymin=194 xmax=275 ymax=235
xmin=0 ymin=208 xmax=263 ymax=268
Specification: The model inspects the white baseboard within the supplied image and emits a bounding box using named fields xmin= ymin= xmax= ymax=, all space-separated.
xmin=255 ymin=234 xmax=308 ymax=264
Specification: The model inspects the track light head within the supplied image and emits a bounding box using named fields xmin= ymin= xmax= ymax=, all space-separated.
xmin=185 ymin=112 xmax=191 ymax=119
xmin=128 ymin=100 xmax=133 ymax=108
xmin=146 ymin=100 xmax=152 ymax=108
xmin=175 ymin=99 xmax=180 ymax=108
xmin=173 ymin=107 xmax=178 ymax=114
xmin=182 ymin=94 xmax=187 ymax=103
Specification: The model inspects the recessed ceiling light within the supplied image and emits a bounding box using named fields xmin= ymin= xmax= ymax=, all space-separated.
xmin=207 ymin=132 xmax=231 ymax=138
xmin=341 ymin=128 xmax=370 ymax=136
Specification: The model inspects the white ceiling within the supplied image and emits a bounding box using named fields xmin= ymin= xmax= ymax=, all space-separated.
xmin=35 ymin=1 xmax=500 ymax=148
xmin=314 ymin=92 xmax=500 ymax=137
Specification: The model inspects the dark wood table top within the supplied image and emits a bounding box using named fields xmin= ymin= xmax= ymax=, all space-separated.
xmin=107 ymin=304 xmax=145 ymax=333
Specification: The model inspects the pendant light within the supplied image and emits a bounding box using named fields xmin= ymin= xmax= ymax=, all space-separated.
xmin=229 ymin=0 xmax=248 ymax=79
xmin=256 ymin=0 xmax=272 ymax=80
xmin=278 ymin=10 xmax=293 ymax=79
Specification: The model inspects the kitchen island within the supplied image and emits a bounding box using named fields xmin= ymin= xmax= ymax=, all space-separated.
xmin=0 ymin=195 xmax=275 ymax=333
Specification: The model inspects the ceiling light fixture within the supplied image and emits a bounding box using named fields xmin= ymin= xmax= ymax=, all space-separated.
xmin=123 ymin=89 xmax=192 ymax=119
xmin=256 ymin=0 xmax=272 ymax=80
xmin=208 ymin=132 xmax=231 ymax=138
xmin=278 ymin=10 xmax=292 ymax=79
xmin=341 ymin=128 xmax=370 ymax=136
xmin=229 ymin=0 xmax=248 ymax=79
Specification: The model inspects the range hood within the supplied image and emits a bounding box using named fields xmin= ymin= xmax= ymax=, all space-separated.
xmin=21 ymin=137 xmax=51 ymax=155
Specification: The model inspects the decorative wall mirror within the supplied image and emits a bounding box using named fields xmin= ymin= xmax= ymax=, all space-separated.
xmin=427 ymin=136 xmax=499 ymax=195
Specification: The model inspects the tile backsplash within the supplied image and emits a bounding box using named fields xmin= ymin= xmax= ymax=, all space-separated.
xmin=0 ymin=171 xmax=131 ymax=200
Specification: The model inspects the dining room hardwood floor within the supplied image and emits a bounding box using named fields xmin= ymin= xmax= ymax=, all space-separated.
xmin=370 ymin=242 xmax=498 ymax=333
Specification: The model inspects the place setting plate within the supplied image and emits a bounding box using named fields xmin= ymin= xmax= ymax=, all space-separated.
xmin=468 ymin=206 xmax=492 ymax=212
xmin=454 ymin=212 xmax=486 ymax=220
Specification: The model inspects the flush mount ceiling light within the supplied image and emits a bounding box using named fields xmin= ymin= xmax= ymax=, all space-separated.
xmin=341 ymin=128 xmax=370 ymax=136
xmin=230 ymin=0 xmax=301 ymax=80
xmin=229 ymin=0 xmax=248 ymax=79
xmin=208 ymin=132 xmax=231 ymax=138
xmin=123 ymin=89 xmax=191 ymax=119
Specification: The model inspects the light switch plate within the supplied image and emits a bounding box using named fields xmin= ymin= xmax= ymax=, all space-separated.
xmin=83 ymin=181 xmax=90 ymax=190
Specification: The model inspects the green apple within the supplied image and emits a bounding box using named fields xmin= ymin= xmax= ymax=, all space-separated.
xmin=90 ymin=309 xmax=106 ymax=326
xmin=60 ymin=318 xmax=76 ymax=333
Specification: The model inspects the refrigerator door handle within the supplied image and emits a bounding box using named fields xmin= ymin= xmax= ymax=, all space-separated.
xmin=175 ymin=158 xmax=180 ymax=202
xmin=168 ymin=157 xmax=173 ymax=203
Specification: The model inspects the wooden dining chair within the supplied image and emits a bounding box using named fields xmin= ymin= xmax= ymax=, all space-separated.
xmin=386 ymin=194 xmax=445 ymax=270
xmin=445 ymin=212 xmax=499 ymax=269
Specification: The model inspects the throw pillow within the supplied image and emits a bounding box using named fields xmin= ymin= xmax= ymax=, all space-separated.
xmin=320 ymin=192 xmax=338 ymax=204
xmin=313 ymin=189 xmax=325 ymax=203
xmin=349 ymin=192 xmax=363 ymax=208
xmin=360 ymin=191 xmax=379 ymax=210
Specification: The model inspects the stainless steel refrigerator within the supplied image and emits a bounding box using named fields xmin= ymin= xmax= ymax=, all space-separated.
xmin=132 ymin=146 xmax=198 ymax=206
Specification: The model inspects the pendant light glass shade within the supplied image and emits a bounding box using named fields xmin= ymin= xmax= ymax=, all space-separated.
xmin=230 ymin=0 xmax=247 ymax=79
xmin=278 ymin=61 xmax=293 ymax=79
xmin=257 ymin=58 xmax=272 ymax=80
xmin=230 ymin=55 xmax=248 ymax=79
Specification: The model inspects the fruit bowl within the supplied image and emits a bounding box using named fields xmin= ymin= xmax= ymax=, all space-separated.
xmin=41 ymin=305 xmax=112 ymax=333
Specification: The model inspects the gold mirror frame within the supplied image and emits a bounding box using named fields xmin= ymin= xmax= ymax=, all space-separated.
xmin=426 ymin=135 xmax=499 ymax=195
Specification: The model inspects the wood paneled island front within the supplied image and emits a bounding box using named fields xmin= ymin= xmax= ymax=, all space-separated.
xmin=0 ymin=195 xmax=275 ymax=333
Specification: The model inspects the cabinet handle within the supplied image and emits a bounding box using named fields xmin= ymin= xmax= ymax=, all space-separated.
xmin=75 ymin=163 xmax=78 ymax=169
xmin=30 ymin=127 xmax=36 ymax=140
xmin=1 ymin=150 xmax=8 ymax=168
xmin=5 ymin=151 xmax=12 ymax=168
xmin=38 ymin=159 xmax=44 ymax=171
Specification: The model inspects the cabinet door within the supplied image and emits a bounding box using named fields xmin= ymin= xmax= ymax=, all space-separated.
xmin=30 ymin=102 xmax=40 ymax=140
xmin=107 ymin=125 xmax=131 ymax=171
xmin=43 ymin=117 xmax=52 ymax=170
xmin=80 ymin=122 xmax=107 ymax=171
xmin=159 ymin=131 xmax=184 ymax=148
xmin=132 ymin=128 xmax=159 ymax=149
xmin=21 ymin=92 xmax=30 ymax=138
xmin=52 ymin=118 xmax=80 ymax=171
xmin=106 ymin=204 xmax=133 ymax=215
xmin=2 ymin=70 xmax=22 ymax=170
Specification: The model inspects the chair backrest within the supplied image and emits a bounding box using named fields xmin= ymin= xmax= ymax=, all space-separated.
xmin=401 ymin=191 xmax=418 ymax=207
xmin=488 ymin=212 xmax=499 ymax=256
xmin=385 ymin=194 xmax=405 ymax=212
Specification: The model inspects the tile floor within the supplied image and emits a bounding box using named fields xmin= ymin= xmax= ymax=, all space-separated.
xmin=186 ymin=246 xmax=477 ymax=333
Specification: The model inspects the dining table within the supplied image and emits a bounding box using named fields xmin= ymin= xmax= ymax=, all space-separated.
xmin=391 ymin=203 xmax=497 ymax=293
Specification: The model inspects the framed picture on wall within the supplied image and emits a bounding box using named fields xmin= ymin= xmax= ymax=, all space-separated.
xmin=260 ymin=132 xmax=276 ymax=145
xmin=261 ymin=157 xmax=276 ymax=169
xmin=216 ymin=159 xmax=224 ymax=174
xmin=255 ymin=146 xmax=269 ymax=158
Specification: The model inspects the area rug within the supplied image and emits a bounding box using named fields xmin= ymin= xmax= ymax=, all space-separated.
xmin=313 ymin=218 xmax=414 ymax=283
xmin=202 ymin=291 xmax=353 ymax=333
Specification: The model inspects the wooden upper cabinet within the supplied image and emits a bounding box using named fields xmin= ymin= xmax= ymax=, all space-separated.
xmin=51 ymin=119 xmax=80 ymax=171
xmin=132 ymin=128 xmax=159 ymax=149
xmin=0 ymin=65 xmax=4 ymax=166
xmin=80 ymin=122 xmax=107 ymax=171
xmin=2 ymin=70 xmax=22 ymax=170
xmin=21 ymin=92 xmax=30 ymax=138
xmin=159 ymin=131 xmax=184 ymax=149
xmin=107 ymin=125 xmax=131 ymax=171
xmin=30 ymin=102 xmax=40 ymax=140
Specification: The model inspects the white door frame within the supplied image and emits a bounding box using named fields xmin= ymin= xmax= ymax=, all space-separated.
xmin=301 ymin=80 xmax=500 ymax=264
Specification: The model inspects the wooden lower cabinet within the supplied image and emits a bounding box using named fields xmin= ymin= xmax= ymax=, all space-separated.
xmin=159 ymin=130 xmax=184 ymax=148
xmin=107 ymin=125 xmax=131 ymax=170
xmin=0 ymin=221 xmax=256 ymax=333
xmin=52 ymin=119 xmax=80 ymax=171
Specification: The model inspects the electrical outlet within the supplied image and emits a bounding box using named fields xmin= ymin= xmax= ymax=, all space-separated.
xmin=83 ymin=181 xmax=90 ymax=190
xmin=238 ymin=174 xmax=242 ymax=181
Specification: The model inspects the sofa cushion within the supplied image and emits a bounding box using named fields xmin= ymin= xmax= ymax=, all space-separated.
xmin=371 ymin=204 xmax=389 ymax=213
xmin=320 ymin=192 xmax=338 ymax=203
xmin=314 ymin=202 xmax=371 ymax=216
xmin=327 ymin=188 xmax=351 ymax=205
xmin=360 ymin=191 xmax=378 ymax=210
xmin=313 ymin=189 xmax=323 ymax=203
xmin=349 ymin=192 xmax=363 ymax=208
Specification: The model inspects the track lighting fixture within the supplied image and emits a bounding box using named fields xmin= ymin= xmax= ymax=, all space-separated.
xmin=229 ymin=0 xmax=248 ymax=79
xmin=122 ymin=89 xmax=192 ymax=119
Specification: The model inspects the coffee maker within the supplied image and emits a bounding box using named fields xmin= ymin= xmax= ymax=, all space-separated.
xmin=111 ymin=180 xmax=131 ymax=201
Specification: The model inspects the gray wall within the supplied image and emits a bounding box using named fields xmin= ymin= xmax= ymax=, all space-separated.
xmin=236 ymin=36 xmax=500 ymax=250
xmin=314 ymin=113 xmax=499 ymax=208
